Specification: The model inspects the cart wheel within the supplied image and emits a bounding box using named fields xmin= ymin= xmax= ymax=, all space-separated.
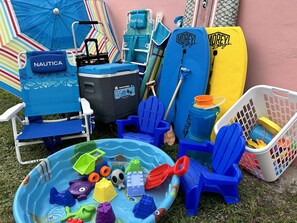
xmin=100 ymin=166 xmax=111 ymax=177
xmin=88 ymin=172 xmax=100 ymax=183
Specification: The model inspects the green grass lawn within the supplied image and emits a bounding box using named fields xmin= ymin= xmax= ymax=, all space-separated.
xmin=1 ymin=88 xmax=297 ymax=223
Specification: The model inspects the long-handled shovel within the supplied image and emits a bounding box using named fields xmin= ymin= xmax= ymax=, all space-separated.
xmin=145 ymin=80 xmax=157 ymax=97
xmin=164 ymin=67 xmax=190 ymax=145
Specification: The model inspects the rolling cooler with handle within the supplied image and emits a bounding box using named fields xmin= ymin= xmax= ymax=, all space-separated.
xmin=72 ymin=21 xmax=140 ymax=123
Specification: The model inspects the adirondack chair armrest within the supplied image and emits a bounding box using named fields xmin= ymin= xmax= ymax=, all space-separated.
xmin=80 ymin=98 xmax=93 ymax=116
xmin=116 ymin=116 xmax=138 ymax=126
xmin=156 ymin=120 xmax=170 ymax=133
xmin=203 ymin=163 xmax=242 ymax=185
xmin=178 ymin=139 xmax=213 ymax=158
xmin=0 ymin=103 xmax=25 ymax=122
xmin=203 ymin=171 xmax=240 ymax=185
xmin=229 ymin=164 xmax=243 ymax=181
xmin=116 ymin=116 xmax=139 ymax=138
xmin=153 ymin=120 xmax=171 ymax=145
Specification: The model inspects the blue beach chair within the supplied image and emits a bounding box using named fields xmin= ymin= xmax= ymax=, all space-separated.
xmin=116 ymin=96 xmax=170 ymax=148
xmin=122 ymin=9 xmax=154 ymax=67
xmin=177 ymin=123 xmax=245 ymax=216
xmin=0 ymin=51 xmax=93 ymax=164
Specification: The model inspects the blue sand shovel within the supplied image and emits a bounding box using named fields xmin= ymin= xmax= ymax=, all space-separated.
xmin=164 ymin=67 xmax=190 ymax=145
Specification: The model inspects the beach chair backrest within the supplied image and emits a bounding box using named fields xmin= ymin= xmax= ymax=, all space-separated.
xmin=19 ymin=51 xmax=81 ymax=117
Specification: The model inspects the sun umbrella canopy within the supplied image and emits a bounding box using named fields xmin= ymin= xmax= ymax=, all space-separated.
xmin=0 ymin=0 xmax=120 ymax=98
xmin=11 ymin=0 xmax=91 ymax=50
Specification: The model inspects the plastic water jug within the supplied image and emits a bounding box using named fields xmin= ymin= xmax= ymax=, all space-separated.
xmin=188 ymin=95 xmax=224 ymax=167
xmin=188 ymin=95 xmax=223 ymax=142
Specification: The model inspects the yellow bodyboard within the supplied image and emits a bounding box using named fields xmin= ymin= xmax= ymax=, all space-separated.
xmin=206 ymin=27 xmax=248 ymax=141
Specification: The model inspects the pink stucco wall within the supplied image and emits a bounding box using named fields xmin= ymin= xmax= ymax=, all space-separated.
xmin=106 ymin=0 xmax=297 ymax=92
xmin=237 ymin=0 xmax=297 ymax=92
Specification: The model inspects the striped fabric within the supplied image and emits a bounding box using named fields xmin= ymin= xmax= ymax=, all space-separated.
xmin=82 ymin=0 xmax=120 ymax=62
xmin=0 ymin=0 xmax=120 ymax=98
xmin=0 ymin=0 xmax=46 ymax=97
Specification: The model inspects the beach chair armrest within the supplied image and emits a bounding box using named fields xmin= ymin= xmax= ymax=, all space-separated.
xmin=0 ymin=103 xmax=25 ymax=122
xmin=80 ymin=98 xmax=93 ymax=116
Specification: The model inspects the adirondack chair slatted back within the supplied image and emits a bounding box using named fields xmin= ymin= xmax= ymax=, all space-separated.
xmin=20 ymin=51 xmax=81 ymax=117
xmin=212 ymin=123 xmax=245 ymax=175
xmin=137 ymin=96 xmax=165 ymax=134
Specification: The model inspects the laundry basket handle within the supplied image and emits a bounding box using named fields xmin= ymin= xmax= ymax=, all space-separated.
xmin=271 ymin=87 xmax=290 ymax=99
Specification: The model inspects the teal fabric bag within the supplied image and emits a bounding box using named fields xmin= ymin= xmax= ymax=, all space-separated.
xmin=152 ymin=22 xmax=171 ymax=46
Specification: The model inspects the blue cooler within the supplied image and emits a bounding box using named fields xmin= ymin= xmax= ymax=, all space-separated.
xmin=78 ymin=63 xmax=140 ymax=123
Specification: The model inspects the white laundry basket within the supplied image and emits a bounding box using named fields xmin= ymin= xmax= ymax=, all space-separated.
xmin=214 ymin=85 xmax=297 ymax=182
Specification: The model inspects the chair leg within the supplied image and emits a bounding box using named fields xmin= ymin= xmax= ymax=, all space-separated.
xmin=218 ymin=185 xmax=240 ymax=204
xmin=183 ymin=181 xmax=203 ymax=216
xmin=15 ymin=144 xmax=23 ymax=164
xmin=15 ymin=143 xmax=44 ymax=165
xmin=84 ymin=115 xmax=91 ymax=141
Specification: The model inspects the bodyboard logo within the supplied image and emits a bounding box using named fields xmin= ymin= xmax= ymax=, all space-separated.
xmin=208 ymin=32 xmax=231 ymax=49
xmin=176 ymin=32 xmax=196 ymax=48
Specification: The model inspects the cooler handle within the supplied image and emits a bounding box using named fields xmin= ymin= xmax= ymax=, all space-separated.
xmin=84 ymin=82 xmax=95 ymax=94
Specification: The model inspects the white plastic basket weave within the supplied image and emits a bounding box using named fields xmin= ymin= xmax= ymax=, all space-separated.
xmin=214 ymin=85 xmax=297 ymax=182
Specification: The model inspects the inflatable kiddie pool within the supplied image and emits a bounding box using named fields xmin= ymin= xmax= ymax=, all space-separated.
xmin=13 ymin=139 xmax=179 ymax=223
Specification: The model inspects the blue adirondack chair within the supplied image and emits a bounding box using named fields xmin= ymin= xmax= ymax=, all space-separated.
xmin=0 ymin=51 xmax=93 ymax=164
xmin=177 ymin=123 xmax=245 ymax=216
xmin=116 ymin=96 xmax=170 ymax=147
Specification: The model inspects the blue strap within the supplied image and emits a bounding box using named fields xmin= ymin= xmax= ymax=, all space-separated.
xmin=43 ymin=136 xmax=62 ymax=153
xmin=126 ymin=35 xmax=139 ymax=63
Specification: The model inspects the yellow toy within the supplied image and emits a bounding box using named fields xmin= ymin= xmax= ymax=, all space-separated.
xmin=93 ymin=178 xmax=117 ymax=203
xmin=247 ymin=139 xmax=267 ymax=149
xmin=258 ymin=117 xmax=281 ymax=135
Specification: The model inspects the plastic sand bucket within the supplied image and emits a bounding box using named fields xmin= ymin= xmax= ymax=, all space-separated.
xmin=249 ymin=124 xmax=273 ymax=144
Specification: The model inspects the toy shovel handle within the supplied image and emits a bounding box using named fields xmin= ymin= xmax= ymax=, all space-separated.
xmin=173 ymin=156 xmax=190 ymax=176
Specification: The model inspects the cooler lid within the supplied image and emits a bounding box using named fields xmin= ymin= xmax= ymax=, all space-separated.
xmin=78 ymin=63 xmax=139 ymax=75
